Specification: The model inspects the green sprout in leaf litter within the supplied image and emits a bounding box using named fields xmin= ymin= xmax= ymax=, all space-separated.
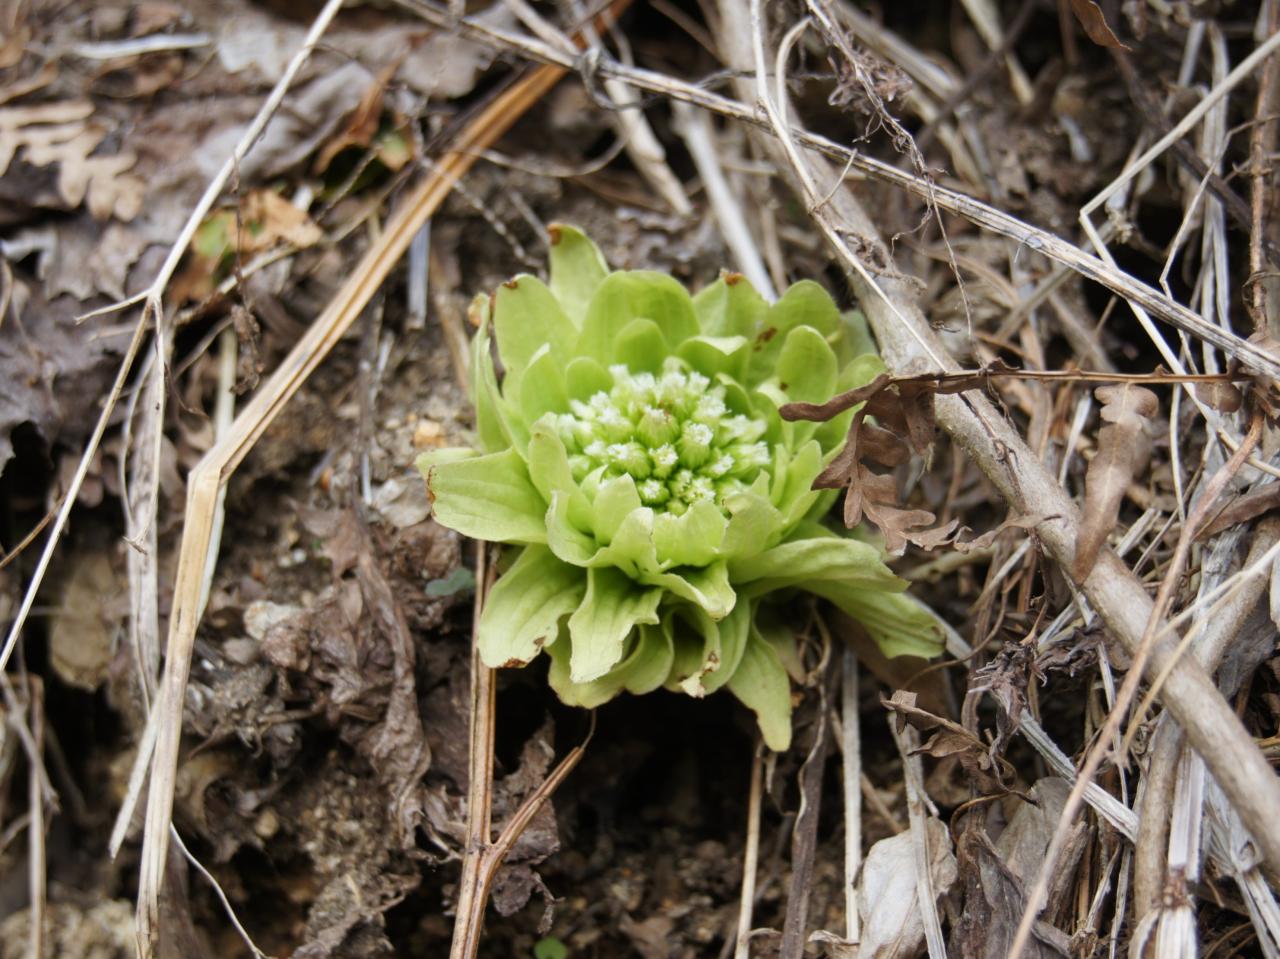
xmin=417 ymin=225 xmax=943 ymax=750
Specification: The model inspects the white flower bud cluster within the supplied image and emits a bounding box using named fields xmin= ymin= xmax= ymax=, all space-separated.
xmin=554 ymin=359 xmax=770 ymax=515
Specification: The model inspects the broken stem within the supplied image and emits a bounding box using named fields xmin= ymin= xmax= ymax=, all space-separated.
xmin=449 ymin=542 xmax=593 ymax=958
xmin=733 ymin=742 xmax=765 ymax=959
xmin=840 ymin=649 xmax=861 ymax=945
xmin=450 ymin=544 xmax=496 ymax=959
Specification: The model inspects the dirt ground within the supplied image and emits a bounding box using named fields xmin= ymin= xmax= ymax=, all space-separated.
xmin=2 ymin=0 xmax=1280 ymax=957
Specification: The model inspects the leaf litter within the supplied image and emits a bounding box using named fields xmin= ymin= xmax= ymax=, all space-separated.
xmin=2 ymin=0 xmax=1280 ymax=957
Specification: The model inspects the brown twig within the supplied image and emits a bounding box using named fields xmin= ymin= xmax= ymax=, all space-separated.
xmin=1008 ymin=409 xmax=1266 ymax=959
xmin=449 ymin=543 xmax=495 ymax=959
xmin=781 ymin=673 xmax=832 ymax=958
xmin=450 ymin=610 xmax=594 ymax=959
xmin=781 ymin=363 xmax=1249 ymax=423
xmin=1247 ymin=1 xmax=1280 ymax=333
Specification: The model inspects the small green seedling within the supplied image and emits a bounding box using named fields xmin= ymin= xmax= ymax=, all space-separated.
xmin=533 ymin=937 xmax=568 ymax=959
xmin=418 ymin=226 xmax=942 ymax=749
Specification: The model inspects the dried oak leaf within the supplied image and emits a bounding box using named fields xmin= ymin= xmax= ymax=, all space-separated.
xmin=883 ymin=691 xmax=1013 ymax=794
xmin=785 ymin=372 xmax=969 ymax=554
xmin=0 ymin=101 xmax=143 ymax=221
xmin=1071 ymin=383 xmax=1158 ymax=581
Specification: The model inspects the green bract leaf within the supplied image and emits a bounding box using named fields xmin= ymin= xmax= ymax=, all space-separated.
xmin=668 ymin=600 xmax=750 ymax=697
xmin=526 ymin=427 xmax=593 ymax=530
xmin=478 ymin=546 xmax=584 ymax=668
xmin=773 ymin=440 xmax=827 ymax=528
xmin=721 ymin=490 xmax=785 ymax=560
xmin=727 ymin=630 xmax=793 ymax=751
xmin=564 ymin=355 xmax=612 ymax=400
xmin=648 ymin=562 xmax=734 ymax=620
xmin=549 ymin=223 xmax=608 ymax=324
xmin=615 ymin=317 xmax=671 ymax=373
xmin=693 ymin=271 xmax=768 ymax=338
xmin=810 ymin=583 xmax=945 ymax=659
xmin=548 ymin=621 xmax=673 ymax=707
xmin=494 ymin=275 xmax=577 ymax=375
xmin=420 ymin=447 xmax=547 ymax=544
xmin=746 ymin=280 xmax=840 ymax=385
xmin=730 ymin=534 xmax=899 ymax=592
xmin=773 ymin=325 xmax=837 ymax=447
xmin=653 ymin=499 xmax=726 ymax=568
xmin=592 ymin=475 xmax=644 ymax=544
xmin=567 ymin=566 xmax=663 ymax=682
xmin=471 ymin=323 xmax=511 ymax=454
xmin=418 ymin=225 xmax=943 ymax=751
xmin=577 ymin=271 xmax=699 ymax=365
xmin=678 ymin=334 xmax=750 ymax=381
xmin=776 ymin=325 xmax=837 ymax=405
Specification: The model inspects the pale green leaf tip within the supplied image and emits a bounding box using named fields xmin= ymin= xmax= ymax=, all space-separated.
xmin=415 ymin=446 xmax=476 ymax=477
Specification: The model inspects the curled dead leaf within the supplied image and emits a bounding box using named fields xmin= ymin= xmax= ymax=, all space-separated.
xmin=1068 ymin=0 xmax=1130 ymax=50
xmin=883 ymin=690 xmax=1014 ymax=792
xmin=857 ymin=818 xmax=958 ymax=959
xmin=1193 ymin=380 xmax=1243 ymax=414
xmin=785 ymin=371 xmax=978 ymax=553
xmin=1071 ymin=384 xmax=1158 ymax=582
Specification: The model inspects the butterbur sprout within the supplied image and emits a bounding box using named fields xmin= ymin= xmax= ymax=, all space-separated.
xmin=418 ymin=226 xmax=943 ymax=750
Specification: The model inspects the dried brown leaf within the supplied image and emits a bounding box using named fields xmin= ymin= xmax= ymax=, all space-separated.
xmin=239 ymin=189 xmax=323 ymax=252
xmin=883 ymin=691 xmax=1013 ymax=792
xmin=1193 ymin=380 xmax=1243 ymax=413
xmin=895 ymin=381 xmax=939 ymax=455
xmin=952 ymin=514 xmax=1048 ymax=554
xmin=857 ymin=818 xmax=957 ymax=959
xmin=313 ymin=61 xmax=404 ymax=174
xmin=1197 ymin=483 xmax=1280 ymax=540
xmin=1068 ymin=0 xmax=1130 ymax=50
xmin=0 ymin=101 xmax=143 ymax=221
xmin=863 ymin=492 xmax=958 ymax=556
xmin=1071 ymin=384 xmax=1158 ymax=581
xmin=780 ymin=368 xmax=1023 ymax=552
xmin=953 ymin=820 xmax=1073 ymax=958
xmin=789 ymin=383 xmax=952 ymax=552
